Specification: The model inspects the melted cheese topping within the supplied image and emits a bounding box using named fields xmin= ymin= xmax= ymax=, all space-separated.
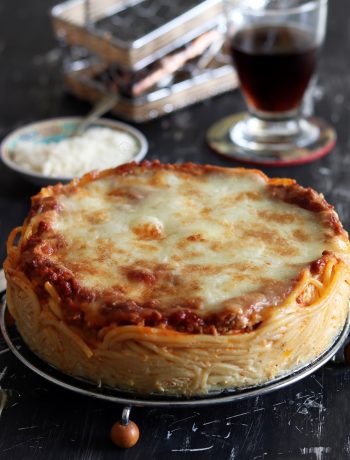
xmin=46 ymin=167 xmax=342 ymax=316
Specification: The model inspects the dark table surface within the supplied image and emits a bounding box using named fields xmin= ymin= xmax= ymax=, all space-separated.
xmin=1 ymin=1 xmax=350 ymax=459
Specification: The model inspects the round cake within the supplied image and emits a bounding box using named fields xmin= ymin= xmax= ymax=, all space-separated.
xmin=4 ymin=161 xmax=350 ymax=395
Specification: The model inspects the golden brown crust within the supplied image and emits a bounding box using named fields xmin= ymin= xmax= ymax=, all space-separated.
xmin=6 ymin=161 xmax=350 ymax=337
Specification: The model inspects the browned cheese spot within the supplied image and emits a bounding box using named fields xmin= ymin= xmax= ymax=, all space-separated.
xmin=95 ymin=238 xmax=124 ymax=263
xmin=64 ymin=261 xmax=97 ymax=275
xmin=108 ymin=186 xmax=149 ymax=201
xmin=124 ymin=267 xmax=156 ymax=285
xmin=134 ymin=243 xmax=160 ymax=252
xmin=257 ymin=210 xmax=297 ymax=224
xmin=148 ymin=171 xmax=169 ymax=188
xmin=292 ymin=228 xmax=310 ymax=242
xmin=187 ymin=233 xmax=206 ymax=242
xmin=210 ymin=241 xmax=224 ymax=251
xmin=222 ymin=191 xmax=262 ymax=207
xmin=201 ymin=207 xmax=212 ymax=216
xmin=85 ymin=210 xmax=110 ymax=225
xmin=132 ymin=222 xmax=163 ymax=241
xmin=234 ymin=261 xmax=260 ymax=272
xmin=183 ymin=264 xmax=226 ymax=276
xmin=243 ymin=225 xmax=300 ymax=257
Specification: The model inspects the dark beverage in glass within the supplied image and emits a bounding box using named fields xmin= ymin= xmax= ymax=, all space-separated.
xmin=230 ymin=25 xmax=318 ymax=114
xmin=207 ymin=0 xmax=332 ymax=165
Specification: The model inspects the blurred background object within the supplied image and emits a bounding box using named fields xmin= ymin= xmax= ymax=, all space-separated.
xmin=51 ymin=0 xmax=238 ymax=121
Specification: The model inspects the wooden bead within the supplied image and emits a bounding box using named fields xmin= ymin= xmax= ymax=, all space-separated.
xmin=110 ymin=420 xmax=140 ymax=448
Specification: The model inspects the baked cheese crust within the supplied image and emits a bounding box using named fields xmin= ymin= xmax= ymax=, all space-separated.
xmin=4 ymin=161 xmax=350 ymax=395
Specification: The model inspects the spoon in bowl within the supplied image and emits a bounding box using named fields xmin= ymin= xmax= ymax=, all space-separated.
xmin=71 ymin=93 xmax=119 ymax=137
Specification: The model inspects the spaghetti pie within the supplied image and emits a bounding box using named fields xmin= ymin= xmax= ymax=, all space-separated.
xmin=4 ymin=162 xmax=350 ymax=395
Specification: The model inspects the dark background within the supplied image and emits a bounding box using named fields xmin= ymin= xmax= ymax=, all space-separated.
xmin=1 ymin=1 xmax=350 ymax=459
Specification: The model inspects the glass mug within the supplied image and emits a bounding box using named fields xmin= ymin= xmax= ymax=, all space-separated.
xmin=222 ymin=0 xmax=330 ymax=163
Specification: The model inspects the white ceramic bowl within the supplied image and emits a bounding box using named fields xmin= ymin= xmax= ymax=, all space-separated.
xmin=0 ymin=117 xmax=148 ymax=187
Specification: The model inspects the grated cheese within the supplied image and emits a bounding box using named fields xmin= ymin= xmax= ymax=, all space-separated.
xmin=10 ymin=127 xmax=139 ymax=178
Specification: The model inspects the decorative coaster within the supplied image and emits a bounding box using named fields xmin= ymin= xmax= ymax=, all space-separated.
xmin=207 ymin=113 xmax=337 ymax=166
